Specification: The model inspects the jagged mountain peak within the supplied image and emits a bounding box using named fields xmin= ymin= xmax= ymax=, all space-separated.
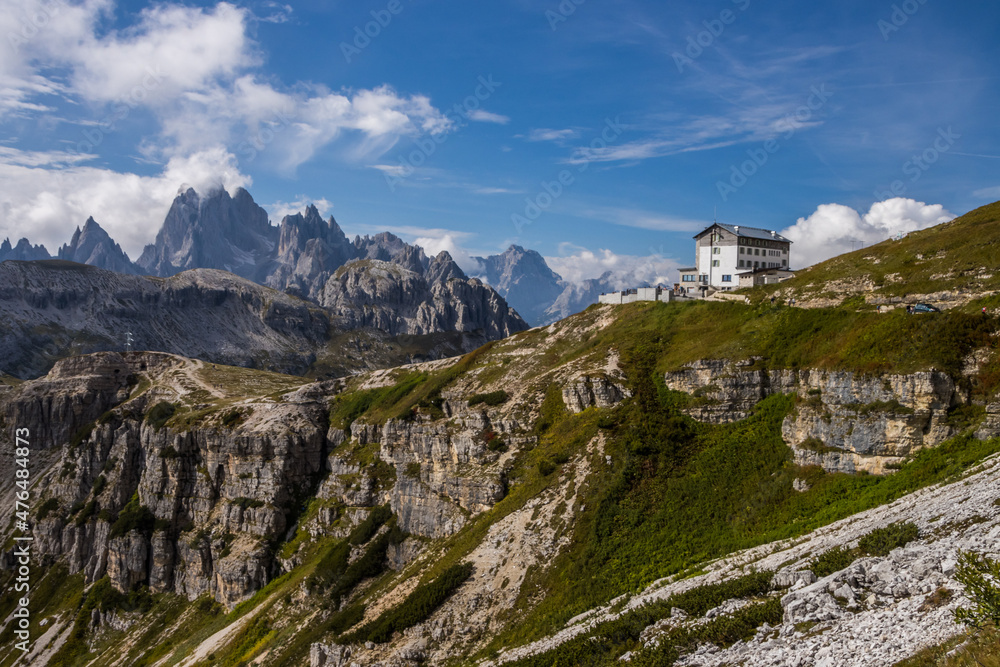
xmin=0 ymin=236 xmax=50 ymax=262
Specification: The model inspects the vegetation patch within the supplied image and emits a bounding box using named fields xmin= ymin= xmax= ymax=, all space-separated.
xmin=145 ymin=401 xmax=177 ymax=430
xmin=468 ymin=389 xmax=510 ymax=407
xmin=342 ymin=561 xmax=473 ymax=644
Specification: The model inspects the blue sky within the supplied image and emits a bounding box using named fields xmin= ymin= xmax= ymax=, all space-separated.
xmin=1 ymin=0 xmax=998 ymax=282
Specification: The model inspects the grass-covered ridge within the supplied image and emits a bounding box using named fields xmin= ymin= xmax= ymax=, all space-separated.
xmin=757 ymin=199 xmax=1000 ymax=303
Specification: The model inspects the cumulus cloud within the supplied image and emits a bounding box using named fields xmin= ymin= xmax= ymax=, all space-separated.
xmin=780 ymin=198 xmax=955 ymax=268
xmin=0 ymin=147 xmax=249 ymax=257
xmin=546 ymin=243 xmax=681 ymax=287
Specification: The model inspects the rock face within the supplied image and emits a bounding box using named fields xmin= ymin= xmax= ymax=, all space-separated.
xmin=265 ymin=204 xmax=354 ymax=300
xmin=321 ymin=254 xmax=528 ymax=339
xmin=562 ymin=374 xmax=631 ymax=413
xmin=4 ymin=352 xmax=330 ymax=609
xmin=0 ymin=261 xmax=330 ymax=378
xmin=2 ymin=351 xmax=515 ymax=609
xmin=57 ymin=217 xmax=140 ymax=274
xmin=664 ymin=359 xmax=962 ymax=474
xmin=136 ymin=187 xmax=277 ymax=280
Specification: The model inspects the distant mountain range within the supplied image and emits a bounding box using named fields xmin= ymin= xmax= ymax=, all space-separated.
xmin=0 ymin=186 xmax=620 ymax=327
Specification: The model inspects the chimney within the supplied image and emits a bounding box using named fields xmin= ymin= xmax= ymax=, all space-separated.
xmin=733 ymin=225 xmax=739 ymax=234
xmin=770 ymin=230 xmax=776 ymax=237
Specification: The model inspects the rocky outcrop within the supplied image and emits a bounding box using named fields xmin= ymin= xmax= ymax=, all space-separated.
xmin=2 ymin=352 xmax=331 ymax=609
xmin=136 ymin=187 xmax=277 ymax=280
xmin=266 ymin=205 xmax=354 ymax=301
xmin=562 ymin=374 xmax=630 ymax=413
xmin=321 ymin=256 xmax=528 ymax=339
xmin=318 ymin=411 xmax=510 ymax=540
xmin=664 ymin=359 xmax=964 ymax=474
xmin=57 ymin=217 xmax=140 ymax=274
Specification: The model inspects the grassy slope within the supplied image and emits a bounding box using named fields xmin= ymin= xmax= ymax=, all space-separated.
xmin=760 ymin=199 xmax=1000 ymax=303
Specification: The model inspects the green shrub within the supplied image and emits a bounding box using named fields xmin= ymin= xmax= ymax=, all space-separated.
xmin=160 ymin=445 xmax=179 ymax=459
xmin=37 ymin=498 xmax=60 ymax=520
xmin=349 ymin=505 xmax=393 ymax=545
xmin=346 ymin=562 xmax=473 ymax=643
xmin=146 ymin=402 xmax=177 ymax=430
xmin=404 ymin=462 xmax=421 ymax=478
xmin=232 ymin=497 xmax=265 ymax=510
xmin=954 ymin=550 xmax=1000 ymax=629
xmin=109 ymin=493 xmax=157 ymax=539
xmin=537 ymin=459 xmax=556 ymax=476
xmin=92 ymin=474 xmax=107 ymax=496
xmin=858 ymin=521 xmax=919 ymax=557
xmin=220 ymin=407 xmax=248 ymax=429
xmin=468 ymin=390 xmax=509 ymax=407
xmin=810 ymin=545 xmax=857 ymax=578
xmin=74 ymin=500 xmax=97 ymax=527
xmin=811 ymin=522 xmax=919 ymax=577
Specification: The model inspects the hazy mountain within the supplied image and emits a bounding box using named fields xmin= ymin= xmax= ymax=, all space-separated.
xmin=57 ymin=217 xmax=140 ymax=274
xmin=473 ymin=245 xmax=565 ymax=326
xmin=0 ymin=237 xmax=49 ymax=262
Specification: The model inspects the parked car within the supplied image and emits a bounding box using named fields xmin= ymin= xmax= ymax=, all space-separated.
xmin=910 ymin=303 xmax=940 ymax=314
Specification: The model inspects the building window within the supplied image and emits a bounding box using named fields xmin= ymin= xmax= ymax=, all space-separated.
xmin=712 ymin=259 xmax=720 ymax=267
xmin=782 ymin=259 xmax=787 ymax=266
xmin=713 ymin=247 xmax=721 ymax=254
xmin=699 ymin=275 xmax=708 ymax=283
xmin=738 ymin=260 xmax=744 ymax=267
xmin=682 ymin=275 xmax=695 ymax=282
xmin=754 ymin=248 xmax=760 ymax=255
xmin=722 ymin=275 xmax=731 ymax=282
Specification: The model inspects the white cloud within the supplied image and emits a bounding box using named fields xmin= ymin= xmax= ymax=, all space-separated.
xmin=0 ymin=146 xmax=249 ymax=257
xmin=973 ymin=185 xmax=1000 ymax=200
xmin=527 ymin=128 xmax=577 ymax=142
xmin=266 ymin=197 xmax=333 ymax=222
xmin=780 ymin=198 xmax=955 ymax=268
xmin=468 ymin=109 xmax=509 ymax=125
xmin=546 ymin=244 xmax=681 ymax=287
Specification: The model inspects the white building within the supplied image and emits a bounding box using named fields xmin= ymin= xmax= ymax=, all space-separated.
xmin=678 ymin=224 xmax=792 ymax=292
xmin=598 ymin=286 xmax=673 ymax=305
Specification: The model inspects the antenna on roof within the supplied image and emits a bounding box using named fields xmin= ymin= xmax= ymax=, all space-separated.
xmin=713 ymin=205 xmax=717 ymax=224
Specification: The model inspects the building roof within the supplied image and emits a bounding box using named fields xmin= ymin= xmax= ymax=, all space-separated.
xmin=694 ymin=223 xmax=792 ymax=243
xmin=678 ymin=267 xmax=697 ymax=272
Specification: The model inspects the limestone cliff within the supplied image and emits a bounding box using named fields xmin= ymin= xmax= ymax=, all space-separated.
xmin=664 ymin=358 xmax=974 ymax=474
